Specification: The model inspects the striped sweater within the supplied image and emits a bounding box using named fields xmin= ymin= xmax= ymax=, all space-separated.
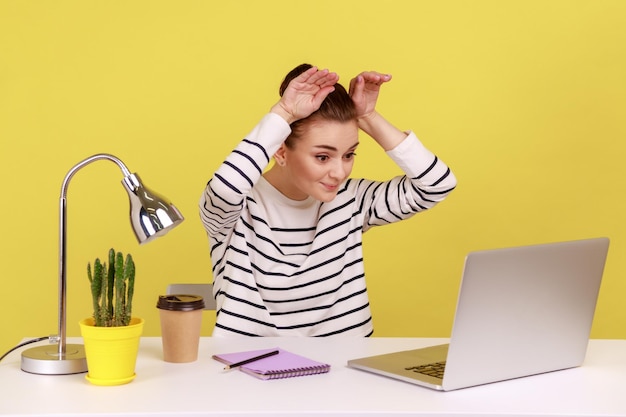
xmin=199 ymin=113 xmax=457 ymax=337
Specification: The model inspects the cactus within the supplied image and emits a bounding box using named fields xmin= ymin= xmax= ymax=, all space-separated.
xmin=106 ymin=249 xmax=115 ymax=321
xmin=89 ymin=259 xmax=104 ymax=326
xmin=124 ymin=254 xmax=135 ymax=326
xmin=87 ymin=248 xmax=136 ymax=327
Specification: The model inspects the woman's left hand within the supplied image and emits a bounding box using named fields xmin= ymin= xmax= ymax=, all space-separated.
xmin=349 ymin=71 xmax=392 ymax=121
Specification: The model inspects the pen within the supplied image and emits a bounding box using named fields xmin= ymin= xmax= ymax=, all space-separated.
xmin=224 ymin=349 xmax=280 ymax=370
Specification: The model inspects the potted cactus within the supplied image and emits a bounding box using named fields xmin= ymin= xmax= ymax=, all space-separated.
xmin=79 ymin=248 xmax=144 ymax=386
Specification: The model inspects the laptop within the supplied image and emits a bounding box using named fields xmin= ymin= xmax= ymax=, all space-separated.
xmin=348 ymin=237 xmax=610 ymax=391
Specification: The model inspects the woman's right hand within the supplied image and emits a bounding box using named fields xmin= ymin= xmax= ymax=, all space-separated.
xmin=271 ymin=66 xmax=338 ymax=124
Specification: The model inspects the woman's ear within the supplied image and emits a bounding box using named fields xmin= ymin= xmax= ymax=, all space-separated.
xmin=274 ymin=143 xmax=287 ymax=166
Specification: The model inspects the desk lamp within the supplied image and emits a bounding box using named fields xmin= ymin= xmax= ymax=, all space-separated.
xmin=20 ymin=153 xmax=184 ymax=375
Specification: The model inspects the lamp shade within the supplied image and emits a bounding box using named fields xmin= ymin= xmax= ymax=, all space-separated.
xmin=122 ymin=173 xmax=184 ymax=244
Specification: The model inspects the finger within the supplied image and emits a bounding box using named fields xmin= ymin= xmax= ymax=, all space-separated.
xmin=312 ymin=70 xmax=339 ymax=89
xmin=311 ymin=85 xmax=336 ymax=107
xmin=360 ymin=71 xmax=392 ymax=85
xmin=295 ymin=66 xmax=321 ymax=83
xmin=304 ymin=67 xmax=332 ymax=85
xmin=348 ymin=75 xmax=364 ymax=97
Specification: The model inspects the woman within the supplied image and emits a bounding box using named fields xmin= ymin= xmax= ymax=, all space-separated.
xmin=200 ymin=64 xmax=457 ymax=337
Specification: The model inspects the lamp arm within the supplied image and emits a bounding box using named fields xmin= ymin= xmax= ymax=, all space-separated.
xmin=60 ymin=154 xmax=131 ymax=198
xmin=57 ymin=153 xmax=133 ymax=356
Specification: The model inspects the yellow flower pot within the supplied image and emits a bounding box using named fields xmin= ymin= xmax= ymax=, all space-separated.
xmin=79 ymin=317 xmax=144 ymax=386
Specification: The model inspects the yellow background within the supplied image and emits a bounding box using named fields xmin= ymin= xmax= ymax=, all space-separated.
xmin=1 ymin=1 xmax=624 ymax=356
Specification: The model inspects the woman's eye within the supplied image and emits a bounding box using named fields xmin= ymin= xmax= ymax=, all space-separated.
xmin=316 ymin=155 xmax=329 ymax=162
xmin=344 ymin=152 xmax=357 ymax=160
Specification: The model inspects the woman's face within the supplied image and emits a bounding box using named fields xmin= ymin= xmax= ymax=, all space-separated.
xmin=277 ymin=120 xmax=359 ymax=202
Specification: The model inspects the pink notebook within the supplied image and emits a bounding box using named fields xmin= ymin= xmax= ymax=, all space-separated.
xmin=212 ymin=347 xmax=330 ymax=380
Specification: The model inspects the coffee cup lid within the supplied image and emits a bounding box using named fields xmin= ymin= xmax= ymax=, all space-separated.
xmin=157 ymin=294 xmax=205 ymax=311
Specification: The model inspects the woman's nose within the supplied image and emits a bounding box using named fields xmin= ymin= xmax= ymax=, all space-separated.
xmin=329 ymin=160 xmax=349 ymax=179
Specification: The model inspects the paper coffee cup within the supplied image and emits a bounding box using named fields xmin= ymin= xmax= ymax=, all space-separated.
xmin=156 ymin=294 xmax=205 ymax=363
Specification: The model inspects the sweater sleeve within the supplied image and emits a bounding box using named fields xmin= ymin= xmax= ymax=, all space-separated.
xmin=358 ymin=131 xmax=457 ymax=230
xmin=387 ymin=131 xmax=456 ymax=195
xmin=199 ymin=113 xmax=291 ymax=243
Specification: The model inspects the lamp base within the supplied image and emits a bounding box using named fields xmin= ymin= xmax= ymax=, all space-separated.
xmin=21 ymin=344 xmax=88 ymax=375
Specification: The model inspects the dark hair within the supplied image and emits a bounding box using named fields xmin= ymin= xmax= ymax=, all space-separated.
xmin=279 ymin=64 xmax=357 ymax=147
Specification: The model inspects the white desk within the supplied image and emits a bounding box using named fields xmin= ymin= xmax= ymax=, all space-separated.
xmin=1 ymin=337 xmax=625 ymax=417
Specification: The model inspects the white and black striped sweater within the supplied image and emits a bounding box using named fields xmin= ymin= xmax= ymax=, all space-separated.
xmin=199 ymin=113 xmax=457 ymax=337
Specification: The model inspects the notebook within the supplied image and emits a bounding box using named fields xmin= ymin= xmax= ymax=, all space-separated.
xmin=348 ymin=237 xmax=610 ymax=391
xmin=213 ymin=348 xmax=331 ymax=380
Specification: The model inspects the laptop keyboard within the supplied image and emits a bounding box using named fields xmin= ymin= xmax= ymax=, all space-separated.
xmin=405 ymin=361 xmax=446 ymax=379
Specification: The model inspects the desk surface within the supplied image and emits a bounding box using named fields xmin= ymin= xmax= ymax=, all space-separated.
xmin=1 ymin=337 xmax=625 ymax=417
